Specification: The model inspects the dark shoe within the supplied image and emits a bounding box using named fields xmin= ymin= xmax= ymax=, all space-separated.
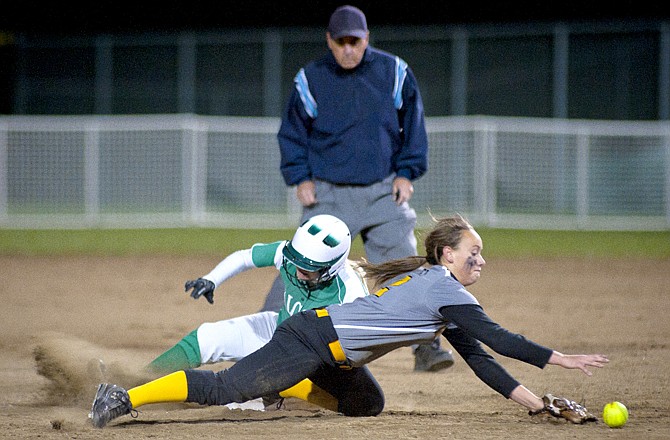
xmin=414 ymin=344 xmax=455 ymax=372
xmin=88 ymin=383 xmax=135 ymax=428
xmin=262 ymin=392 xmax=285 ymax=411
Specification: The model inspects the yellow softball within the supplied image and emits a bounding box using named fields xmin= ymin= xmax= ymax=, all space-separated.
xmin=602 ymin=401 xmax=628 ymax=428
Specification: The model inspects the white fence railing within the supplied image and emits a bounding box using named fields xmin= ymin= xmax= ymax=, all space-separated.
xmin=1 ymin=115 xmax=668 ymax=230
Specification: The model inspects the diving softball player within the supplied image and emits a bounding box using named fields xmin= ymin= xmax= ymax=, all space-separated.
xmin=90 ymin=215 xmax=608 ymax=427
xmin=145 ymin=214 xmax=368 ymax=409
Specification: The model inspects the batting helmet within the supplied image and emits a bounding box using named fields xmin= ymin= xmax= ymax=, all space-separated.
xmin=282 ymin=214 xmax=351 ymax=291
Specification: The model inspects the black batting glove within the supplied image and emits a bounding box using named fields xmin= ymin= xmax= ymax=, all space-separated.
xmin=185 ymin=278 xmax=215 ymax=304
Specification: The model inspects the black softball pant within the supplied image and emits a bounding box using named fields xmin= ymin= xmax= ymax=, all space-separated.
xmin=184 ymin=309 xmax=385 ymax=417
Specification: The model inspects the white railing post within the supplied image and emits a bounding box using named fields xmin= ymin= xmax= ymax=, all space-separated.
xmin=84 ymin=121 xmax=100 ymax=224
xmin=0 ymin=121 xmax=7 ymax=221
xmin=183 ymin=115 xmax=206 ymax=225
xmin=576 ymin=127 xmax=590 ymax=228
xmin=665 ymin=130 xmax=670 ymax=227
xmin=473 ymin=118 xmax=496 ymax=226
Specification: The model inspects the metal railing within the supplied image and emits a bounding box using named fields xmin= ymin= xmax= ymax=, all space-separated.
xmin=1 ymin=115 xmax=668 ymax=230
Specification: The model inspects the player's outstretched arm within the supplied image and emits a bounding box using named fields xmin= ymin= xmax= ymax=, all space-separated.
xmin=509 ymin=385 xmax=544 ymax=412
xmin=510 ymin=385 xmax=599 ymax=424
xmin=185 ymin=278 xmax=216 ymax=304
xmin=185 ymin=248 xmax=258 ymax=304
xmin=547 ymin=351 xmax=609 ymax=376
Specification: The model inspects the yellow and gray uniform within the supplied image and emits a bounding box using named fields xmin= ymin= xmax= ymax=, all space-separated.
xmin=183 ymin=264 xmax=553 ymax=416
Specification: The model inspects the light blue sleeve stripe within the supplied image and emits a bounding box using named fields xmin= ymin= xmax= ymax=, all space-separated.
xmin=392 ymin=56 xmax=408 ymax=110
xmin=294 ymin=69 xmax=318 ymax=118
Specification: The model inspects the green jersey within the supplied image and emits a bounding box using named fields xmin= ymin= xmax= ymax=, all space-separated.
xmin=250 ymin=241 xmax=368 ymax=324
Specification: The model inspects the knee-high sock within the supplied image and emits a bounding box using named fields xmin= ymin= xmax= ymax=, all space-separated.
xmin=127 ymin=371 xmax=188 ymax=408
xmin=279 ymin=378 xmax=338 ymax=412
xmin=146 ymin=329 xmax=201 ymax=374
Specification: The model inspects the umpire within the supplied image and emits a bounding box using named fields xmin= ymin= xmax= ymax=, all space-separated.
xmin=263 ymin=4 xmax=454 ymax=372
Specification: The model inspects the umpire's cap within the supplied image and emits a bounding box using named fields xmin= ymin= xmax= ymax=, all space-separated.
xmin=327 ymin=5 xmax=368 ymax=39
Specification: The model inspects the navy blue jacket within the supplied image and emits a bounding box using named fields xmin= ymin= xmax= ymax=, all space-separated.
xmin=278 ymin=46 xmax=428 ymax=186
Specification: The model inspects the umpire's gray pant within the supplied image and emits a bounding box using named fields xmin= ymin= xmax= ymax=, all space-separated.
xmin=303 ymin=173 xmax=418 ymax=263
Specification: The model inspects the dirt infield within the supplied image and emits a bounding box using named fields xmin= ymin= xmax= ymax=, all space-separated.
xmin=1 ymin=255 xmax=669 ymax=439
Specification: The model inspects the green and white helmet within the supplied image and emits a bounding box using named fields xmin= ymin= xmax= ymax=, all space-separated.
xmin=282 ymin=214 xmax=351 ymax=291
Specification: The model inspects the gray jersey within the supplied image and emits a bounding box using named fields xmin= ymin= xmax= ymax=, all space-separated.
xmin=326 ymin=265 xmax=478 ymax=367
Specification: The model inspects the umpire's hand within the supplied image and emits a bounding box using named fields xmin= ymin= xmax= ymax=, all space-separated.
xmin=392 ymin=177 xmax=414 ymax=205
xmin=296 ymin=180 xmax=317 ymax=207
xmin=185 ymin=278 xmax=215 ymax=304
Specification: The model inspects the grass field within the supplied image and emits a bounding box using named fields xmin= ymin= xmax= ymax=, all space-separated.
xmin=1 ymin=227 xmax=668 ymax=258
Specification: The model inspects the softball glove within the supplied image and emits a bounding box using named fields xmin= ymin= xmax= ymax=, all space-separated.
xmin=529 ymin=393 xmax=597 ymax=424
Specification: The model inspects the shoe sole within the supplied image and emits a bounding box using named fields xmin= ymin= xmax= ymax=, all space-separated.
xmin=415 ymin=357 xmax=455 ymax=372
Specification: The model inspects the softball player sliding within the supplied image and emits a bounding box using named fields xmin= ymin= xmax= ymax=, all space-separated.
xmin=90 ymin=215 xmax=608 ymax=428
xmin=145 ymin=214 xmax=368 ymax=409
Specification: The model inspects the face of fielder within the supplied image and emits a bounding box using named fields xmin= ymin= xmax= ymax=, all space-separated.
xmin=441 ymin=229 xmax=486 ymax=287
xmin=326 ymin=33 xmax=369 ymax=70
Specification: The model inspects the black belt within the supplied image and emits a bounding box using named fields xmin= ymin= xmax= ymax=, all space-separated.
xmin=328 ymin=181 xmax=375 ymax=187
xmin=316 ymin=178 xmax=380 ymax=187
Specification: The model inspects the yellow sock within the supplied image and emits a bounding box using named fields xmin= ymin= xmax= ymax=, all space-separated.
xmin=127 ymin=371 xmax=189 ymax=409
xmin=279 ymin=379 xmax=338 ymax=412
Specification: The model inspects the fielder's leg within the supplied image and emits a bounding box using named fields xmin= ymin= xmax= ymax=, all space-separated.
xmin=278 ymin=378 xmax=338 ymax=411
xmin=310 ymin=365 xmax=384 ymax=416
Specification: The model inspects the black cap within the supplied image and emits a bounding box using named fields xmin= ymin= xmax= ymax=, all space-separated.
xmin=327 ymin=5 xmax=368 ymax=39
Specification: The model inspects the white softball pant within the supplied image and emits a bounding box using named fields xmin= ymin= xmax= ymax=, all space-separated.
xmin=196 ymin=311 xmax=278 ymax=364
